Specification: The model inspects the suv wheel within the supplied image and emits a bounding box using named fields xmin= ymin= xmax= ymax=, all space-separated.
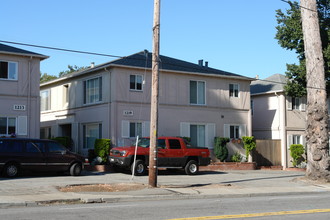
xmin=184 ymin=160 xmax=198 ymax=175
xmin=131 ymin=160 xmax=146 ymax=176
xmin=70 ymin=163 xmax=82 ymax=176
xmin=4 ymin=163 xmax=20 ymax=178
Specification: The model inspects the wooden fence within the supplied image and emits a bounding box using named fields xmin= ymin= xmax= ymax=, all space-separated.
xmin=252 ymin=139 xmax=282 ymax=166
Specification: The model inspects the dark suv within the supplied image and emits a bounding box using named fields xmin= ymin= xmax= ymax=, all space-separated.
xmin=0 ymin=138 xmax=88 ymax=178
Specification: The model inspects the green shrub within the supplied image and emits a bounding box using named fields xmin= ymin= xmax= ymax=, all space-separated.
xmin=242 ymin=136 xmax=256 ymax=161
xmin=214 ymin=137 xmax=230 ymax=161
xmin=231 ymin=151 xmax=243 ymax=162
xmin=52 ymin=136 xmax=72 ymax=150
xmin=289 ymin=144 xmax=305 ymax=167
xmin=94 ymin=139 xmax=111 ymax=164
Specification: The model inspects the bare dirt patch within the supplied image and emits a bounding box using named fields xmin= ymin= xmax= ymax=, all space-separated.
xmin=58 ymin=183 xmax=147 ymax=193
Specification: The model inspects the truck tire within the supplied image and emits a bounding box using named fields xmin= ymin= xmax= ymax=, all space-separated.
xmin=4 ymin=163 xmax=20 ymax=178
xmin=70 ymin=162 xmax=82 ymax=176
xmin=131 ymin=160 xmax=146 ymax=176
xmin=184 ymin=160 xmax=199 ymax=175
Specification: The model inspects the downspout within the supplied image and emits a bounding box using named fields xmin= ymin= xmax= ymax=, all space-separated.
xmin=28 ymin=57 xmax=32 ymax=137
xmin=104 ymin=68 xmax=113 ymax=144
xmin=276 ymin=92 xmax=287 ymax=168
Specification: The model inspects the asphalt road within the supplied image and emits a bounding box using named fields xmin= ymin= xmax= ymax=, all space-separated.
xmin=1 ymin=192 xmax=330 ymax=220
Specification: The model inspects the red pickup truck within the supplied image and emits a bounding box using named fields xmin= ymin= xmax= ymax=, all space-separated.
xmin=109 ymin=137 xmax=210 ymax=175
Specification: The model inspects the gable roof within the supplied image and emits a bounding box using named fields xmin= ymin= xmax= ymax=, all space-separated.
xmin=42 ymin=51 xmax=252 ymax=86
xmin=250 ymin=73 xmax=287 ymax=95
xmin=110 ymin=51 xmax=248 ymax=78
xmin=0 ymin=43 xmax=48 ymax=60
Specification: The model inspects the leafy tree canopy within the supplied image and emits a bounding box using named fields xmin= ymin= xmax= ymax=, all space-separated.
xmin=59 ymin=65 xmax=89 ymax=77
xmin=40 ymin=72 xmax=58 ymax=83
xmin=275 ymin=0 xmax=330 ymax=97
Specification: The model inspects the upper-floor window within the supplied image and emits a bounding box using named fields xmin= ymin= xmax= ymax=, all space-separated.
xmin=130 ymin=75 xmax=143 ymax=91
xmin=0 ymin=117 xmax=16 ymax=136
xmin=0 ymin=61 xmax=18 ymax=80
xmin=287 ymin=97 xmax=306 ymax=111
xmin=84 ymin=77 xmax=102 ymax=104
xmin=229 ymin=83 xmax=239 ymax=97
xmin=40 ymin=90 xmax=51 ymax=111
xmin=190 ymin=80 xmax=205 ymax=105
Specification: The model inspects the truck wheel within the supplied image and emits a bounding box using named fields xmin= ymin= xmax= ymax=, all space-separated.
xmin=4 ymin=163 xmax=20 ymax=178
xmin=70 ymin=163 xmax=82 ymax=176
xmin=132 ymin=160 xmax=146 ymax=176
xmin=184 ymin=160 xmax=199 ymax=175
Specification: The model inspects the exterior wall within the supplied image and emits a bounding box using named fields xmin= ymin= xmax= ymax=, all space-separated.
xmin=251 ymin=92 xmax=307 ymax=168
xmin=252 ymin=93 xmax=282 ymax=139
xmin=0 ymin=53 xmax=42 ymax=138
xmin=41 ymin=65 xmax=252 ymax=156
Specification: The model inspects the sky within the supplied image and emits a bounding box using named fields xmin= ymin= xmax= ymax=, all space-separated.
xmin=1 ymin=0 xmax=299 ymax=80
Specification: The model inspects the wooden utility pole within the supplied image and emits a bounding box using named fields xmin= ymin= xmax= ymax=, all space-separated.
xmin=301 ymin=0 xmax=330 ymax=181
xmin=149 ymin=0 xmax=160 ymax=188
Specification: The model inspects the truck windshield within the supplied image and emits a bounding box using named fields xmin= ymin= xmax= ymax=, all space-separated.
xmin=138 ymin=138 xmax=150 ymax=148
xmin=137 ymin=138 xmax=166 ymax=148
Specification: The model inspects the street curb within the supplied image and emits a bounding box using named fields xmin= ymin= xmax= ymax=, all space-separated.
xmin=1 ymin=190 xmax=328 ymax=208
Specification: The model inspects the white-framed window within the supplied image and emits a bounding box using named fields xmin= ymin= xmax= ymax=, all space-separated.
xmin=190 ymin=124 xmax=205 ymax=147
xmin=0 ymin=117 xmax=16 ymax=136
xmin=293 ymin=135 xmax=301 ymax=145
xmin=224 ymin=124 xmax=246 ymax=139
xmin=190 ymin=80 xmax=206 ymax=105
xmin=251 ymin=100 xmax=254 ymax=116
xmin=129 ymin=122 xmax=142 ymax=138
xmin=130 ymin=75 xmax=143 ymax=91
xmin=122 ymin=121 xmax=150 ymax=138
xmin=287 ymin=134 xmax=305 ymax=151
xmin=83 ymin=77 xmax=102 ymax=104
xmin=0 ymin=61 xmax=18 ymax=80
xmin=229 ymin=83 xmax=239 ymax=97
xmin=40 ymin=127 xmax=51 ymax=139
xmin=83 ymin=123 xmax=102 ymax=149
xmin=63 ymin=84 xmax=69 ymax=106
xmin=287 ymin=97 xmax=306 ymax=111
xmin=40 ymin=90 xmax=51 ymax=111
xmin=180 ymin=122 xmax=215 ymax=149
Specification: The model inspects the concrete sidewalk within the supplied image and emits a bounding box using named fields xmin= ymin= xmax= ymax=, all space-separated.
xmin=1 ymin=169 xmax=330 ymax=208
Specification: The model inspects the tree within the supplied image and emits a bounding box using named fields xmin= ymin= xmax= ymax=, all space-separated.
xmin=59 ymin=65 xmax=88 ymax=77
xmin=275 ymin=0 xmax=330 ymax=97
xmin=301 ymin=0 xmax=330 ymax=181
xmin=40 ymin=73 xmax=57 ymax=83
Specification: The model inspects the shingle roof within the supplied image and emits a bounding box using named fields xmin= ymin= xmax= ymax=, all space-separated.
xmin=91 ymin=51 xmax=252 ymax=80
xmin=0 ymin=43 xmax=48 ymax=60
xmin=250 ymin=74 xmax=287 ymax=95
xmin=41 ymin=51 xmax=252 ymax=86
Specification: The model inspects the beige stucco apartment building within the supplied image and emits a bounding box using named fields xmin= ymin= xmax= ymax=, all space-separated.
xmin=251 ymin=74 xmax=307 ymax=168
xmin=0 ymin=43 xmax=48 ymax=138
xmin=40 ymin=51 xmax=253 ymax=156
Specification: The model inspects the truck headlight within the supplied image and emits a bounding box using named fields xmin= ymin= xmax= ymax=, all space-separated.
xmin=119 ymin=150 xmax=126 ymax=156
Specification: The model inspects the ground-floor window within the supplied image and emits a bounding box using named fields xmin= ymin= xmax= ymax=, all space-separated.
xmin=180 ymin=122 xmax=215 ymax=149
xmin=83 ymin=123 xmax=102 ymax=149
xmin=224 ymin=124 xmax=246 ymax=139
xmin=40 ymin=127 xmax=51 ymax=139
xmin=121 ymin=121 xmax=150 ymax=138
xmin=190 ymin=124 xmax=205 ymax=147
xmin=0 ymin=117 xmax=16 ymax=136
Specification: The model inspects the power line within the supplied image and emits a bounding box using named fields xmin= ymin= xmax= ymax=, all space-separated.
xmin=0 ymin=39 xmax=326 ymax=91
xmin=280 ymin=0 xmax=318 ymax=13
xmin=0 ymin=40 xmax=123 ymax=59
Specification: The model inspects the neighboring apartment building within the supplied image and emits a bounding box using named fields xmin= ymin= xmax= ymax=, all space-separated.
xmin=40 ymin=51 xmax=253 ymax=156
xmin=251 ymin=74 xmax=307 ymax=168
xmin=0 ymin=43 xmax=48 ymax=138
